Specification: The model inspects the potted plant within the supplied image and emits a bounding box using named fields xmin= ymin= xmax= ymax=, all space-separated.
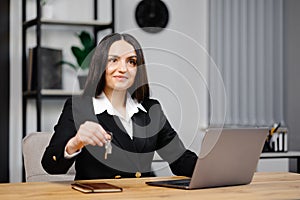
xmin=61 ymin=31 xmax=95 ymax=89
xmin=40 ymin=0 xmax=54 ymax=19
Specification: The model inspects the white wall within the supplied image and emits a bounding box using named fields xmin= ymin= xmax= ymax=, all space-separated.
xmin=10 ymin=0 xmax=209 ymax=182
xmin=116 ymin=0 xmax=209 ymax=175
xmin=257 ymin=159 xmax=289 ymax=172
xmin=116 ymin=0 xmax=209 ymax=152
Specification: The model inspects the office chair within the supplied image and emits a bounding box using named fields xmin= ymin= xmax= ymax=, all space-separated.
xmin=22 ymin=132 xmax=75 ymax=182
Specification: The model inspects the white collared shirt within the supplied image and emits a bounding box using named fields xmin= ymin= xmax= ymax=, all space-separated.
xmin=93 ymin=92 xmax=147 ymax=139
xmin=64 ymin=92 xmax=147 ymax=159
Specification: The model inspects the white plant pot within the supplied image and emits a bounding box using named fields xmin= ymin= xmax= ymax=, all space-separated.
xmin=77 ymin=69 xmax=89 ymax=90
xmin=42 ymin=5 xmax=53 ymax=19
xmin=78 ymin=75 xmax=87 ymax=90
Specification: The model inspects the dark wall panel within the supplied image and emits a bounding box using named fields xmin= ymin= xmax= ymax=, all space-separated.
xmin=0 ymin=0 xmax=10 ymax=182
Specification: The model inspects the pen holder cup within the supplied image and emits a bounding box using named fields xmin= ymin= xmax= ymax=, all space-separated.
xmin=263 ymin=130 xmax=288 ymax=152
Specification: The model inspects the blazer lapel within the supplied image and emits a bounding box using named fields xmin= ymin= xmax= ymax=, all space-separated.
xmin=72 ymin=96 xmax=98 ymax=129
xmin=96 ymin=112 xmax=144 ymax=172
xmin=96 ymin=112 xmax=136 ymax=152
xmin=132 ymin=110 xmax=149 ymax=152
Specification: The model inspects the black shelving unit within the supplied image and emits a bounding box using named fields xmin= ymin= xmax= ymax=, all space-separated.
xmin=21 ymin=0 xmax=115 ymax=138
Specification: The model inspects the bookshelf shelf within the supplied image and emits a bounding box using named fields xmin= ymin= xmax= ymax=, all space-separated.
xmin=23 ymin=89 xmax=82 ymax=98
xmin=23 ymin=18 xmax=113 ymax=29
xmin=261 ymin=151 xmax=300 ymax=159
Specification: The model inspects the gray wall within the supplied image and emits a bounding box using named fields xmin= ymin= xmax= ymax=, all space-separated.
xmin=284 ymin=0 xmax=300 ymax=164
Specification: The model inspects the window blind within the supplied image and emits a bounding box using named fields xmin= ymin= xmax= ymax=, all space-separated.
xmin=208 ymin=0 xmax=284 ymax=127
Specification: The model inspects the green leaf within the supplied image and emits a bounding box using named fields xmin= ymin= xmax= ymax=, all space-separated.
xmin=71 ymin=46 xmax=85 ymax=66
xmin=80 ymin=49 xmax=94 ymax=70
xmin=58 ymin=60 xmax=78 ymax=71
xmin=62 ymin=31 xmax=95 ymax=71
xmin=78 ymin=31 xmax=95 ymax=50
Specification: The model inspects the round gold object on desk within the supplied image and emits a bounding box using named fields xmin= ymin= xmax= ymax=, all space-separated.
xmin=114 ymin=175 xmax=121 ymax=179
xmin=135 ymin=172 xmax=141 ymax=178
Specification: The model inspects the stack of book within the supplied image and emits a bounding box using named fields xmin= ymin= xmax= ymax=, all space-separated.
xmin=263 ymin=125 xmax=288 ymax=152
xmin=27 ymin=46 xmax=62 ymax=91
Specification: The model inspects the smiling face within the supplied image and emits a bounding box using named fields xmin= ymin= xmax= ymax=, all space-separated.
xmin=104 ymin=40 xmax=138 ymax=94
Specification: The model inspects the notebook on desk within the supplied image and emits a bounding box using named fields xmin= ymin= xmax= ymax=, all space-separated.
xmin=146 ymin=128 xmax=268 ymax=189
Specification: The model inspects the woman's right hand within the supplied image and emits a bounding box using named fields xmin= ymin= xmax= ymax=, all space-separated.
xmin=66 ymin=121 xmax=112 ymax=155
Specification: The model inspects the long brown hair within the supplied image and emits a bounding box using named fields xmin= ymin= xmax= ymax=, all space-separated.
xmin=82 ymin=33 xmax=150 ymax=103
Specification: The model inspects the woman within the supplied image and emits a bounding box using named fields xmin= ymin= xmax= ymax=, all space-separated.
xmin=42 ymin=33 xmax=197 ymax=180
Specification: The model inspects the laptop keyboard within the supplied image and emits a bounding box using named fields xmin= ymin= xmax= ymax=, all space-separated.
xmin=146 ymin=178 xmax=192 ymax=189
xmin=163 ymin=179 xmax=191 ymax=186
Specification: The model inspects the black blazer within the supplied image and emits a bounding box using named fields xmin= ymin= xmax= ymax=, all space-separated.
xmin=41 ymin=96 xmax=197 ymax=180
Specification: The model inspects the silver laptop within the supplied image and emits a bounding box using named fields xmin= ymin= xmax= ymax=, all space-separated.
xmin=146 ymin=128 xmax=268 ymax=189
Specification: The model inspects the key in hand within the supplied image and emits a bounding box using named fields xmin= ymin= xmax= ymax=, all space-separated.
xmin=104 ymin=132 xmax=113 ymax=160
